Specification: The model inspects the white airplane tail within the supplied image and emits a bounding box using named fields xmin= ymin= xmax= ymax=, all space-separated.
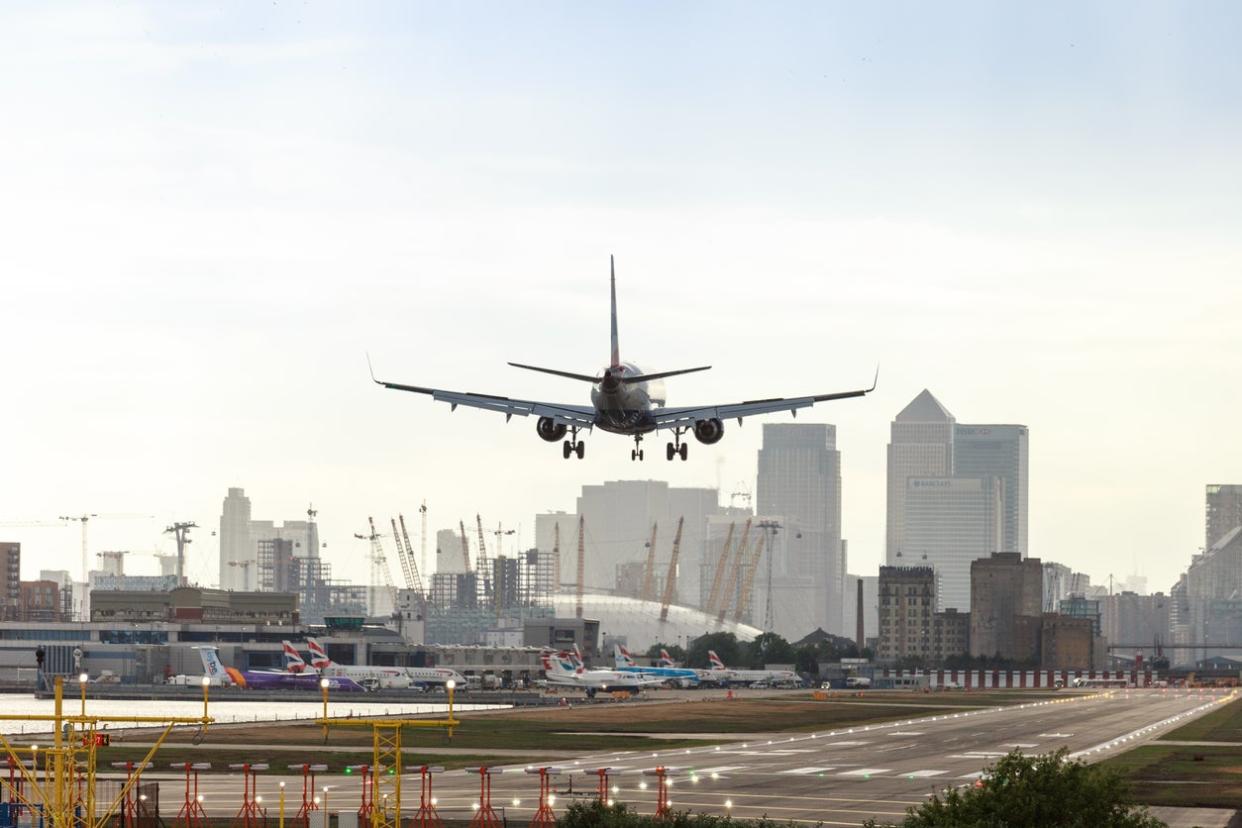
xmin=659 ymin=648 xmax=676 ymax=668
xmin=615 ymin=644 xmax=638 ymax=668
xmin=708 ymin=650 xmax=726 ymax=670
xmin=540 ymin=650 xmax=579 ymax=678
xmin=281 ymin=641 xmax=308 ymax=673
xmin=197 ymin=646 xmax=228 ymax=682
xmin=306 ymin=638 xmax=333 ymax=669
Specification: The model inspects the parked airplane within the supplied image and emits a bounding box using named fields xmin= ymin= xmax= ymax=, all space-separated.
xmin=612 ymin=644 xmax=700 ymax=687
xmin=197 ymin=647 xmax=364 ymax=692
xmin=700 ymin=649 xmax=798 ymax=687
xmin=306 ymin=638 xmax=465 ymax=688
xmin=281 ymin=641 xmax=310 ymax=674
xmin=540 ymin=650 xmax=662 ymax=698
xmin=370 ymin=258 xmax=876 ymax=461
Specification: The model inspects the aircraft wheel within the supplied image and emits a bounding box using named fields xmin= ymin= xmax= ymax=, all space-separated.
xmin=575 ymin=441 xmax=585 ymax=459
xmin=631 ymin=449 xmax=637 ymax=461
xmin=666 ymin=443 xmax=675 ymax=461
xmin=562 ymin=441 xmax=572 ymax=459
xmin=679 ymin=443 xmax=689 ymax=461
xmin=638 ymin=449 xmax=644 ymax=460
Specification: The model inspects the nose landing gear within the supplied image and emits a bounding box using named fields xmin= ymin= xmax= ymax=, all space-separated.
xmin=562 ymin=428 xmax=585 ymax=459
xmin=666 ymin=429 xmax=689 ymax=461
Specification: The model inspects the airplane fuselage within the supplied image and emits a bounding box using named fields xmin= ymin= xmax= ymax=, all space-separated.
xmin=589 ymin=363 xmax=665 ymax=435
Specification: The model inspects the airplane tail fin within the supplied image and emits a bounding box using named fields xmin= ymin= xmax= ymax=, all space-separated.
xmin=306 ymin=638 xmax=333 ymax=670
xmin=659 ymin=648 xmax=675 ymax=667
xmin=197 ymin=646 xmax=229 ymax=683
xmin=615 ymin=644 xmax=636 ymax=668
xmin=708 ymin=650 xmax=725 ymax=670
xmin=282 ymin=641 xmax=307 ymax=673
xmin=611 ymin=255 xmax=620 ymax=368
xmin=540 ymin=649 xmax=576 ymax=677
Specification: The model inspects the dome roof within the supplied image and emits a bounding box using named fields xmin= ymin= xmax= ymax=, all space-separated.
xmin=548 ymin=592 xmax=762 ymax=651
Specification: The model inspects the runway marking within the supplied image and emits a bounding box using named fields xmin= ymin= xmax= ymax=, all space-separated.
xmin=694 ymin=765 xmax=747 ymax=774
xmin=904 ymin=770 xmax=946 ymax=778
xmin=1003 ymin=743 xmax=1039 ymax=748
xmin=839 ymin=768 xmax=891 ymax=777
xmin=888 ymin=731 xmax=925 ymax=737
xmin=1038 ymin=733 xmax=1073 ymax=738
xmin=823 ymin=740 xmax=870 ymax=746
xmin=781 ymin=766 xmax=836 ymax=776
xmin=959 ymin=771 xmax=985 ymax=779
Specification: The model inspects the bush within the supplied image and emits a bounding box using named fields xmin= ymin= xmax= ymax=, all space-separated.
xmin=557 ymin=800 xmax=804 ymax=827
xmin=863 ymin=749 xmax=1166 ymax=828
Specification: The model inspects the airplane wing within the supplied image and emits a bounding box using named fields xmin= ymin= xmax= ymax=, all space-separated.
xmin=650 ymin=370 xmax=878 ymax=431
xmin=369 ymin=360 xmax=596 ymax=430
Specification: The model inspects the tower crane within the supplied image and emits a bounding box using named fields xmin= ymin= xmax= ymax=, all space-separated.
xmin=391 ymin=518 xmax=417 ymax=590
xmin=658 ymin=516 xmax=685 ymax=623
xmin=458 ymin=521 xmax=472 ymax=573
xmin=640 ymin=522 xmax=659 ymax=602
xmin=475 ymin=515 xmax=492 ymax=607
xmin=397 ymin=514 xmax=426 ymax=597
xmin=715 ymin=519 xmax=752 ymax=625
xmin=703 ymin=522 xmax=735 ymax=616
xmin=354 ymin=518 xmax=397 ymax=618
xmin=58 ymin=513 xmax=153 ymax=582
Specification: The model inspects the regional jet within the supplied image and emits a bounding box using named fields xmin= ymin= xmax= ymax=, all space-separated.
xmin=370 ymin=258 xmax=876 ymax=460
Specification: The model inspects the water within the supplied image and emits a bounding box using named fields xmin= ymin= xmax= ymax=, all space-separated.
xmin=0 ymin=694 xmax=506 ymax=735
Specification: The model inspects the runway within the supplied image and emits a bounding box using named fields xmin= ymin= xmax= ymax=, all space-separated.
xmin=135 ymin=688 xmax=1232 ymax=825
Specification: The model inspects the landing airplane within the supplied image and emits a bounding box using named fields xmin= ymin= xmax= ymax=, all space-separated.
xmin=370 ymin=258 xmax=876 ymax=461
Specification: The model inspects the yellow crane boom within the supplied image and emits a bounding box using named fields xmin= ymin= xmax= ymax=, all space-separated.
xmin=704 ymin=522 xmax=735 ymax=616
xmin=659 ymin=516 xmax=685 ymax=623
xmin=716 ymin=518 xmax=752 ymax=624
xmin=640 ymin=522 xmax=659 ymax=602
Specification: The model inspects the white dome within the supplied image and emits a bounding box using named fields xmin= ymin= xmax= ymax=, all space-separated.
xmin=549 ymin=592 xmax=762 ymax=651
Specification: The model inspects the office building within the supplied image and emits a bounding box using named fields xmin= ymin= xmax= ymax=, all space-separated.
xmin=757 ymin=423 xmax=844 ymax=634
xmin=970 ymin=553 xmax=1043 ymax=660
xmin=0 ymin=543 xmax=19 ymax=621
xmin=954 ymin=425 xmax=1028 ymax=555
xmin=90 ymin=586 xmax=299 ymax=625
xmin=1039 ymin=614 xmax=1097 ymax=669
xmin=877 ymin=565 xmax=935 ymax=663
xmin=1206 ymin=485 xmax=1242 ymax=551
xmin=902 ymin=476 xmax=1004 ymax=611
xmin=435 ymin=528 xmax=469 ymax=574
xmin=1179 ymin=527 xmax=1242 ymax=660
xmin=886 ymin=390 xmax=955 ymax=562
xmin=1102 ymin=591 xmax=1169 ymax=650
xmin=1058 ymin=594 xmax=1102 ymax=636
xmin=19 ymin=580 xmax=61 ymax=622
xmin=932 ymin=608 xmax=970 ymax=662
xmin=218 ymin=488 xmax=320 ymax=591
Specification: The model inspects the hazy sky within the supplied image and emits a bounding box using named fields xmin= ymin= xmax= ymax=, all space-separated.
xmin=1 ymin=2 xmax=1239 ymax=592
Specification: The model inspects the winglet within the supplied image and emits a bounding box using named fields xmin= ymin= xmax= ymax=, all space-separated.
xmin=366 ymin=352 xmax=379 ymax=384
xmin=868 ymin=364 xmax=880 ymax=393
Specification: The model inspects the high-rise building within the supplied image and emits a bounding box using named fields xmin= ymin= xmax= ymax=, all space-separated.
xmin=1206 ymin=484 xmax=1242 ymax=551
xmin=886 ymin=391 xmax=955 ymax=562
xmin=932 ymin=608 xmax=970 ymax=662
xmin=902 ymin=476 xmax=1004 ymax=611
xmin=0 ymin=543 xmax=20 ymax=621
xmin=954 ymin=425 xmax=1028 ymax=555
xmin=757 ymin=424 xmax=844 ymax=634
xmin=877 ymin=565 xmax=936 ymax=663
xmin=218 ymin=488 xmax=320 ymax=591
xmin=435 ymin=528 xmax=470 ymax=574
xmin=1101 ymin=591 xmax=1169 ymax=650
xmin=969 ymin=553 xmax=1043 ymax=659
xmin=19 ymin=580 xmax=60 ymax=621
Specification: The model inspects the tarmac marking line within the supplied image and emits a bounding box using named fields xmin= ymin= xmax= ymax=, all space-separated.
xmin=838 ymin=768 xmax=891 ymax=777
xmin=781 ymin=766 xmax=836 ymax=775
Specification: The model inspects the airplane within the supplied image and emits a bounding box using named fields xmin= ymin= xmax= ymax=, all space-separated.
xmin=699 ymin=649 xmax=798 ymax=687
xmin=306 ymin=638 xmax=465 ymax=688
xmin=612 ymin=644 xmax=700 ymax=688
xmin=197 ymin=646 xmax=365 ymax=692
xmin=539 ymin=649 xmax=663 ymax=699
xmin=369 ymin=257 xmax=876 ymax=461
xmin=281 ymin=641 xmax=310 ymax=674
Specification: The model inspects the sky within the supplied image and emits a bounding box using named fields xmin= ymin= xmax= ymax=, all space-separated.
xmin=1 ymin=2 xmax=1239 ymax=593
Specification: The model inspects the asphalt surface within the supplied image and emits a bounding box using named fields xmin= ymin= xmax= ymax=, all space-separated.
xmin=100 ymin=688 xmax=1234 ymax=825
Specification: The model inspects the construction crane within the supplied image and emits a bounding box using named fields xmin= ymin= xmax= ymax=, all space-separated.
xmin=391 ymin=518 xmax=417 ymax=590
xmin=575 ymin=516 xmax=585 ymax=619
xmin=736 ymin=520 xmax=779 ymax=624
xmin=458 ymin=520 xmax=472 ymax=573
xmin=397 ymin=514 xmax=426 ymax=596
xmin=58 ymin=513 xmax=153 ymax=582
xmin=703 ymin=522 xmax=735 ymax=616
xmin=640 ymin=522 xmax=659 ymax=602
xmin=475 ymin=514 xmax=492 ymax=606
xmin=715 ymin=519 xmax=752 ymax=625
xmin=163 ymin=521 xmax=197 ymax=586
xmin=658 ymin=517 xmax=685 ymax=623
xmin=354 ymin=518 xmax=397 ymax=618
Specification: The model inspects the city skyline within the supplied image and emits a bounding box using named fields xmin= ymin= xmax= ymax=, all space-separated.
xmin=2 ymin=3 xmax=1240 ymax=594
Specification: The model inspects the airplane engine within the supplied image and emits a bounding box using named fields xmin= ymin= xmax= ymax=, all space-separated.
xmin=693 ymin=418 xmax=724 ymax=445
xmin=536 ymin=417 xmax=567 ymax=442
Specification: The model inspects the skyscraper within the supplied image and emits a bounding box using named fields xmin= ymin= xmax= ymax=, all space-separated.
xmin=756 ymin=423 xmax=843 ymax=634
xmin=1206 ymin=484 xmax=1242 ymax=550
xmin=955 ymin=425 xmax=1028 ymax=555
xmin=969 ymin=552 xmax=1043 ymax=659
xmin=218 ymin=488 xmax=320 ymax=591
xmin=903 ymin=476 xmax=1004 ymax=610
xmin=886 ymin=390 xmax=955 ymax=562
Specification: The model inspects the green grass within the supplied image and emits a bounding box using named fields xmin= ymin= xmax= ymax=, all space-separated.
xmin=1158 ymin=694 xmax=1242 ymax=742
xmin=1103 ymin=743 xmax=1242 ymax=809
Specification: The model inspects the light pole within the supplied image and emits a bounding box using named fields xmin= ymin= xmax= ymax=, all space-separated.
xmin=278 ymin=781 xmax=286 ymax=828
xmin=320 ymin=678 xmax=330 ymax=742
xmin=445 ymin=680 xmax=456 ymax=740
xmin=201 ymin=675 xmax=212 ymax=730
xmin=78 ymin=672 xmax=88 ymax=716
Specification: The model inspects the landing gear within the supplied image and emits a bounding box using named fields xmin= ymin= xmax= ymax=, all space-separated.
xmin=631 ymin=436 xmax=644 ymax=461
xmin=666 ymin=429 xmax=689 ymax=461
xmin=562 ymin=428 xmax=586 ymax=460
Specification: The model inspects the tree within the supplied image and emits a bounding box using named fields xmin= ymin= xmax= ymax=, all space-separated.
xmin=864 ymin=749 xmax=1165 ymax=828
xmin=745 ymin=632 xmax=796 ymax=668
xmin=794 ymin=645 xmax=820 ymax=675
xmin=686 ymin=632 xmax=742 ymax=669
xmin=644 ymin=643 xmax=687 ymax=663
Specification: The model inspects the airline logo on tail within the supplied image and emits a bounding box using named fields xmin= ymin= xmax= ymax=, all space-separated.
xmin=282 ymin=641 xmax=308 ymax=673
xmin=540 ymin=650 xmax=578 ymax=676
xmin=708 ymin=650 xmax=726 ymax=671
xmin=307 ymin=638 xmax=333 ymax=670
xmin=615 ymin=644 xmax=637 ymax=668
xmin=659 ymin=649 xmax=676 ymax=668
xmin=197 ymin=646 xmax=245 ymax=687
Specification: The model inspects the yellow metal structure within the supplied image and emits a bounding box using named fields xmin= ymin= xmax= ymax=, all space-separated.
xmin=0 ymin=675 xmax=213 ymax=828
xmin=715 ymin=518 xmax=752 ymax=624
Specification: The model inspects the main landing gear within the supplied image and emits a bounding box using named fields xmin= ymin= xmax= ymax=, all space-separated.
xmin=562 ymin=427 xmax=585 ymax=460
xmin=666 ymin=428 xmax=689 ymax=461
xmin=631 ymin=435 xmax=644 ymax=461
